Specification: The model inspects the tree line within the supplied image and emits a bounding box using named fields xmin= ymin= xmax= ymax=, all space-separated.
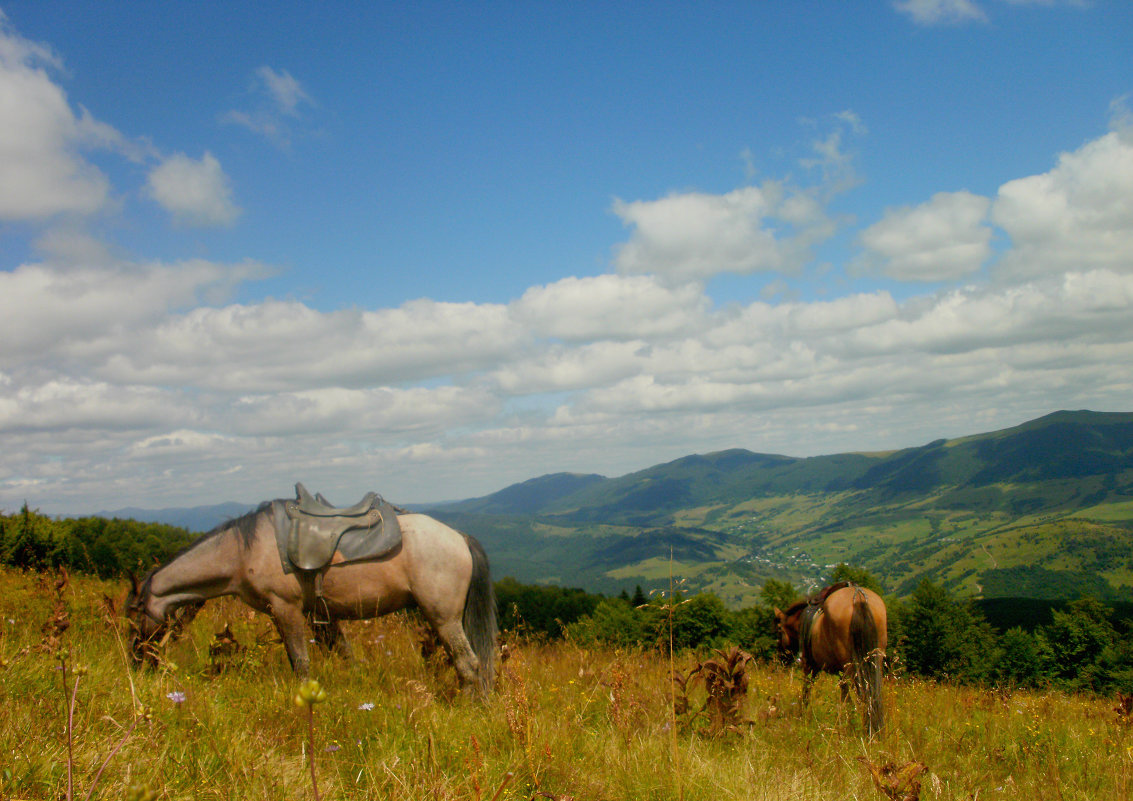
xmin=500 ymin=565 xmax=1133 ymax=696
xmin=0 ymin=504 xmax=196 ymax=578
xmin=4 ymin=505 xmax=1130 ymax=694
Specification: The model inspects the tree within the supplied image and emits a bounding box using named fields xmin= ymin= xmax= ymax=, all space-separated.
xmin=759 ymin=579 xmax=798 ymax=612
xmin=829 ymin=563 xmax=883 ymax=594
xmin=566 ymin=598 xmax=648 ymax=648
xmin=666 ymin=593 xmax=730 ymax=650
xmin=1039 ymin=598 xmax=1117 ymax=692
xmin=2 ymin=503 xmax=50 ymax=570
xmin=899 ymin=580 xmax=997 ymax=682
xmin=994 ymin=627 xmax=1043 ymax=688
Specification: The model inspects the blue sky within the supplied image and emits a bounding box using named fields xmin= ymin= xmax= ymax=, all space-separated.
xmin=1 ymin=1 xmax=1131 ymax=513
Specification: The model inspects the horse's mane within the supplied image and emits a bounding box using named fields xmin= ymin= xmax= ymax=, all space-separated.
xmin=205 ymin=501 xmax=273 ymax=550
xmin=141 ymin=501 xmax=272 ymax=577
xmin=784 ymin=600 xmax=809 ymax=617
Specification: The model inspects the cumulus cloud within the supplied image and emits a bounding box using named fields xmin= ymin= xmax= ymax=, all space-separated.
xmin=991 ymin=131 xmax=1133 ymax=281
xmin=857 ymin=191 xmax=993 ymax=281
xmin=0 ymin=378 xmax=191 ymax=434
xmin=612 ymin=184 xmax=835 ymax=281
xmin=0 ymin=18 xmax=110 ymax=220
xmin=512 ymin=275 xmax=706 ymax=341
xmin=146 ymin=152 xmax=241 ymax=227
xmin=226 ymin=385 xmax=500 ymax=437
xmin=0 ymin=258 xmax=265 ymax=368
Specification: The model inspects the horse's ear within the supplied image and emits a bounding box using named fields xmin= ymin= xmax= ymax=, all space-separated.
xmin=773 ymin=607 xmax=783 ymax=619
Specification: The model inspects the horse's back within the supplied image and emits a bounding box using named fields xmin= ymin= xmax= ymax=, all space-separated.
xmin=828 ymin=587 xmax=887 ymax=643
xmin=398 ymin=513 xmax=474 ymax=567
xmin=395 ymin=513 xmax=476 ymax=611
xmin=811 ymin=586 xmax=887 ymax=669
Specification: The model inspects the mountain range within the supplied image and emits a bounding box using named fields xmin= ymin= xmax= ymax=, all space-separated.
xmin=95 ymin=410 xmax=1133 ymax=606
xmin=429 ymin=410 xmax=1133 ymax=605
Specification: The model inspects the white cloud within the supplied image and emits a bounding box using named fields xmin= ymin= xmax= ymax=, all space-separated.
xmin=512 ymin=274 xmax=706 ymax=341
xmin=857 ymin=191 xmax=993 ymax=281
xmin=612 ymin=184 xmax=835 ymax=281
xmin=222 ymin=66 xmax=313 ymax=146
xmin=491 ymin=341 xmax=648 ymax=394
xmin=0 ymin=19 xmax=110 ymax=220
xmin=893 ymin=0 xmax=987 ymax=25
xmin=146 ymin=152 xmax=241 ymax=227
xmin=227 ymin=385 xmax=499 ymax=437
xmin=256 ymin=66 xmax=311 ymax=116
xmin=0 ymin=378 xmax=191 ymax=433
xmin=992 ymin=131 xmax=1133 ymax=280
xmin=799 ymin=111 xmax=867 ymax=194
xmin=0 ymin=258 xmax=265 ymax=369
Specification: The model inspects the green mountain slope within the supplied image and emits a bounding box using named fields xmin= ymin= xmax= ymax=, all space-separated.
xmin=432 ymin=410 xmax=1133 ymax=605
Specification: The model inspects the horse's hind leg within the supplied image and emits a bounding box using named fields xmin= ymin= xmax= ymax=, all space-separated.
xmin=433 ymin=618 xmax=484 ymax=693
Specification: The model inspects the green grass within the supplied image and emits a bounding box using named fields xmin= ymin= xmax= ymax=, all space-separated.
xmin=2 ymin=567 xmax=1132 ymax=800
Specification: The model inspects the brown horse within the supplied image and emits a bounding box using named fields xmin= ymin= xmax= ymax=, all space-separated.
xmin=125 ymin=499 xmax=497 ymax=694
xmin=775 ymin=582 xmax=887 ymax=734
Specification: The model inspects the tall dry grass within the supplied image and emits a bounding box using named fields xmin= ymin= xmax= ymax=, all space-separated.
xmin=0 ymin=566 xmax=1130 ymax=800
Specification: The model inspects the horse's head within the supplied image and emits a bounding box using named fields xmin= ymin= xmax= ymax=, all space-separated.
xmin=124 ymin=572 xmax=165 ymax=667
xmin=773 ymin=606 xmax=802 ymax=664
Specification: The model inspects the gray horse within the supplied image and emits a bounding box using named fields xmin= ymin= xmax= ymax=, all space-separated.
xmin=125 ymin=500 xmax=497 ymax=694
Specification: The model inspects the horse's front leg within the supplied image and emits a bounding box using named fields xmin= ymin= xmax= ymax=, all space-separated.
xmin=800 ymin=665 xmax=817 ymax=708
xmin=270 ymin=601 xmax=311 ymax=676
xmin=312 ymin=618 xmax=354 ymax=661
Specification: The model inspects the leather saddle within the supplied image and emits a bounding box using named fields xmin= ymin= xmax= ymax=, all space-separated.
xmin=276 ymin=483 xmax=403 ymax=622
xmin=284 ymin=483 xmax=386 ymax=571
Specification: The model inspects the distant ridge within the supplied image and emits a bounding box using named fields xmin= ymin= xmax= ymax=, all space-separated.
xmin=91 ymin=502 xmax=255 ymax=533
xmin=431 ymin=410 xmax=1133 ymax=605
xmin=67 ymin=410 xmax=1133 ymax=604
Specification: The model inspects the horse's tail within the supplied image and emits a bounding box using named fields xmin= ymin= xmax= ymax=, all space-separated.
xmin=850 ymin=590 xmax=884 ymax=735
xmin=462 ymin=534 xmax=498 ymax=694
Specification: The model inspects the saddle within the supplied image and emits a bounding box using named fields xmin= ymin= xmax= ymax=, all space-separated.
xmin=275 ymin=483 xmax=403 ymax=622
xmin=285 ymin=483 xmax=386 ymax=570
xmin=806 ymin=580 xmax=851 ymax=608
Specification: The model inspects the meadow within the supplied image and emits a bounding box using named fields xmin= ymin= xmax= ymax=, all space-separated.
xmin=1 ymin=567 xmax=1130 ymax=801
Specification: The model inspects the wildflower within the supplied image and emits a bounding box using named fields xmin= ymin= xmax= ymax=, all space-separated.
xmin=358 ymin=702 xmax=375 ymax=711
xmin=325 ymin=742 xmax=341 ymax=752
xmin=294 ymin=678 xmax=327 ymax=708
xmin=166 ymin=691 xmax=187 ymax=704
xmin=126 ymin=784 xmax=158 ymax=801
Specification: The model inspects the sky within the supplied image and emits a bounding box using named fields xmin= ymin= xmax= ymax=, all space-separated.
xmin=1 ymin=1 xmax=1131 ymax=514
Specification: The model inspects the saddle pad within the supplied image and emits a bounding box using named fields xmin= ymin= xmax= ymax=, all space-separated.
xmin=271 ymin=499 xmax=403 ymax=575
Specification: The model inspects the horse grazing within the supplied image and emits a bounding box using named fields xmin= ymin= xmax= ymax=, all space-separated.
xmin=125 ymin=494 xmax=497 ymax=694
xmin=775 ymin=582 xmax=887 ymax=734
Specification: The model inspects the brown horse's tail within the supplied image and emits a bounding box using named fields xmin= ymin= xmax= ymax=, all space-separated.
xmin=850 ymin=590 xmax=884 ymax=735
xmin=463 ymin=535 xmax=498 ymax=694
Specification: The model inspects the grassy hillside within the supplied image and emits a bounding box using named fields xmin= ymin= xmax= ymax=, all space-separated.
xmin=434 ymin=411 xmax=1133 ymax=604
xmin=3 ymin=568 xmax=1131 ymax=800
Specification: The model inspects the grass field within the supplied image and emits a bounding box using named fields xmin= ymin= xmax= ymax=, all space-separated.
xmin=1 ymin=568 xmax=1131 ymax=800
